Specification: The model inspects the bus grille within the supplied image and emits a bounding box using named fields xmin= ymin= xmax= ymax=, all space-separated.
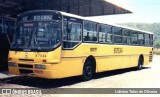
xmin=19 ymin=59 xmax=34 ymax=62
xmin=19 ymin=69 xmax=33 ymax=74
xmin=149 ymin=51 xmax=153 ymax=62
xmin=18 ymin=64 xmax=33 ymax=68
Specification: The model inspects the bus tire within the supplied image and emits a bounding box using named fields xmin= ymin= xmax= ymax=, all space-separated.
xmin=137 ymin=55 xmax=144 ymax=70
xmin=82 ymin=58 xmax=95 ymax=81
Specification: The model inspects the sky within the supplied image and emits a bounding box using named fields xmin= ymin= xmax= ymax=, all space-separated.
xmin=87 ymin=0 xmax=160 ymax=24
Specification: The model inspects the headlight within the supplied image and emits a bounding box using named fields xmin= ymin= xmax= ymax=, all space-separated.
xmin=8 ymin=62 xmax=17 ymax=67
xmin=35 ymin=64 xmax=45 ymax=69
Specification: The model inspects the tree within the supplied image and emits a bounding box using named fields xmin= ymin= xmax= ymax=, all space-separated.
xmin=155 ymin=42 xmax=160 ymax=48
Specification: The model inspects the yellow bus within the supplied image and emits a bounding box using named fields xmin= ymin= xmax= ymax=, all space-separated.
xmin=8 ymin=10 xmax=153 ymax=80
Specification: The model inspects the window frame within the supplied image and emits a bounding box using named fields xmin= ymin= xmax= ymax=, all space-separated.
xmin=144 ymin=34 xmax=150 ymax=46
xmin=149 ymin=34 xmax=153 ymax=46
xmin=131 ymin=31 xmax=138 ymax=45
xmin=138 ymin=32 xmax=145 ymax=46
xmin=83 ymin=20 xmax=98 ymax=43
xmin=62 ymin=17 xmax=83 ymax=49
xmin=112 ymin=26 xmax=123 ymax=44
xmin=98 ymin=24 xmax=112 ymax=44
xmin=122 ymin=29 xmax=131 ymax=45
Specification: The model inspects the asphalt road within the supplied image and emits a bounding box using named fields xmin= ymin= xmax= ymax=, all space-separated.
xmin=0 ymin=55 xmax=160 ymax=97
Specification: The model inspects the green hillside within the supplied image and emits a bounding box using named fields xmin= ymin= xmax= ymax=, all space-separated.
xmin=118 ymin=23 xmax=160 ymax=48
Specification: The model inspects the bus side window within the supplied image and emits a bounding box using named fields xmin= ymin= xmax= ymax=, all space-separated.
xmin=123 ymin=29 xmax=131 ymax=45
xmin=113 ymin=27 xmax=123 ymax=44
xmin=99 ymin=24 xmax=105 ymax=43
xmin=145 ymin=34 xmax=150 ymax=46
xmin=149 ymin=34 xmax=153 ymax=46
xmin=106 ymin=25 xmax=112 ymax=43
xmin=99 ymin=24 xmax=112 ymax=43
xmin=138 ymin=33 xmax=144 ymax=45
xmin=83 ymin=21 xmax=98 ymax=42
xmin=131 ymin=31 xmax=138 ymax=45
xmin=63 ymin=18 xmax=82 ymax=49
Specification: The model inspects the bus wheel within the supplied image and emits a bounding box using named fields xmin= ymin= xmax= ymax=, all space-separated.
xmin=137 ymin=56 xmax=143 ymax=70
xmin=82 ymin=59 xmax=94 ymax=81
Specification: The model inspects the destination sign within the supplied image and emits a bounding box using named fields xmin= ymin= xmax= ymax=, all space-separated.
xmin=21 ymin=15 xmax=54 ymax=21
xmin=33 ymin=15 xmax=53 ymax=20
xmin=18 ymin=12 xmax=61 ymax=21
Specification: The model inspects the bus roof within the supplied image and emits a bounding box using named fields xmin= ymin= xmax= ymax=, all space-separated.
xmin=59 ymin=11 xmax=153 ymax=34
xmin=19 ymin=10 xmax=153 ymax=35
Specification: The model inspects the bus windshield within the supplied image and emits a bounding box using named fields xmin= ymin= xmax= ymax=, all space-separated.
xmin=11 ymin=21 xmax=61 ymax=51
